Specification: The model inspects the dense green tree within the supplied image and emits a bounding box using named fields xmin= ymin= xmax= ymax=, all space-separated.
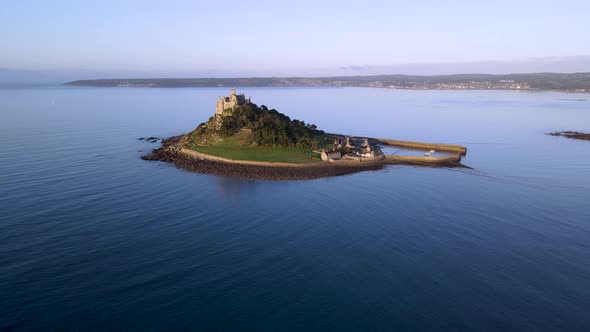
xmin=196 ymin=103 xmax=324 ymax=148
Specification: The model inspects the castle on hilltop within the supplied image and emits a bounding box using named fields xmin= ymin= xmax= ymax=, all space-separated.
xmin=216 ymin=89 xmax=250 ymax=116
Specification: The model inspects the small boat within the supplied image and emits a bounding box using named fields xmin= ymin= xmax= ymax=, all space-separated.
xmin=424 ymin=149 xmax=435 ymax=156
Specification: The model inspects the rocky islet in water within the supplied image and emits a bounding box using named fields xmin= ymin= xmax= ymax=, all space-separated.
xmin=546 ymin=131 xmax=590 ymax=141
xmin=142 ymin=89 xmax=467 ymax=180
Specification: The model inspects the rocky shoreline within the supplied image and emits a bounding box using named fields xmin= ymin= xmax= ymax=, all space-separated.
xmin=142 ymin=135 xmax=469 ymax=180
xmin=546 ymin=131 xmax=590 ymax=141
xmin=142 ymin=135 xmax=385 ymax=180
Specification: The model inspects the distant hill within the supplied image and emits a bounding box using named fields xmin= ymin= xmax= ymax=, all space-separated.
xmin=65 ymin=72 xmax=590 ymax=92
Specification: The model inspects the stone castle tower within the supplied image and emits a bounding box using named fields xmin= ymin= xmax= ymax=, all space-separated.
xmin=215 ymin=89 xmax=250 ymax=116
xmin=214 ymin=89 xmax=251 ymax=129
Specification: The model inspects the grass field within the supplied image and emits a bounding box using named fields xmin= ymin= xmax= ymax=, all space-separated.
xmin=186 ymin=136 xmax=321 ymax=164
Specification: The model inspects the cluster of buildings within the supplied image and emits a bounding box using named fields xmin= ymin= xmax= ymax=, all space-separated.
xmin=384 ymin=81 xmax=532 ymax=90
xmin=320 ymin=137 xmax=383 ymax=162
xmin=116 ymin=82 xmax=157 ymax=87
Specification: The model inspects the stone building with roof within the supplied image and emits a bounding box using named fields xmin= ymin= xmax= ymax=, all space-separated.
xmin=321 ymin=149 xmax=342 ymax=161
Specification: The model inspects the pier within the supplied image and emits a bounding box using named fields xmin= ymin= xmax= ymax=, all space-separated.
xmin=384 ymin=154 xmax=462 ymax=165
xmin=374 ymin=138 xmax=467 ymax=155
xmin=371 ymin=137 xmax=467 ymax=165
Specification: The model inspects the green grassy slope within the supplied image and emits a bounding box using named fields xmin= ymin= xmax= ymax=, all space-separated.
xmin=186 ymin=135 xmax=321 ymax=164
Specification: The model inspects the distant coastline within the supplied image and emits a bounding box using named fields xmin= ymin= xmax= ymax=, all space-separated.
xmin=65 ymin=72 xmax=590 ymax=92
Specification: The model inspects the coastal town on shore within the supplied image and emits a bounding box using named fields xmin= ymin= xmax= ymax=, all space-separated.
xmin=112 ymin=79 xmax=535 ymax=90
xmin=66 ymin=72 xmax=590 ymax=93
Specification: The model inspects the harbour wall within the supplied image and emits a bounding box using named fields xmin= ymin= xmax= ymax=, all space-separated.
xmin=374 ymin=138 xmax=467 ymax=155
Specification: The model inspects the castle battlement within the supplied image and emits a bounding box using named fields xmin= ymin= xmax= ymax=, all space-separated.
xmin=215 ymin=89 xmax=250 ymax=116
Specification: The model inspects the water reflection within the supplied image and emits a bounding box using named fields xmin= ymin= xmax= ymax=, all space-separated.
xmin=216 ymin=176 xmax=262 ymax=199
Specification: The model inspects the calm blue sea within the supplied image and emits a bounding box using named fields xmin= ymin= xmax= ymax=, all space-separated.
xmin=1 ymin=85 xmax=589 ymax=331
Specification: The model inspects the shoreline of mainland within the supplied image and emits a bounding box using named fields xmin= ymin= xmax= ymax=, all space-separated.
xmin=64 ymin=73 xmax=590 ymax=93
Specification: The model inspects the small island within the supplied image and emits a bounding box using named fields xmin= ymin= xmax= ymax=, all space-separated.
xmin=143 ymin=89 xmax=468 ymax=180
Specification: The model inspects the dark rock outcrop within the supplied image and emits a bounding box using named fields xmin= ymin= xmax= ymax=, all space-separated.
xmin=546 ymin=131 xmax=590 ymax=141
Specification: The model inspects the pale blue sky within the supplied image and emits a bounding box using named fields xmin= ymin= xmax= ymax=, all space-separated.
xmin=1 ymin=0 xmax=590 ymax=77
